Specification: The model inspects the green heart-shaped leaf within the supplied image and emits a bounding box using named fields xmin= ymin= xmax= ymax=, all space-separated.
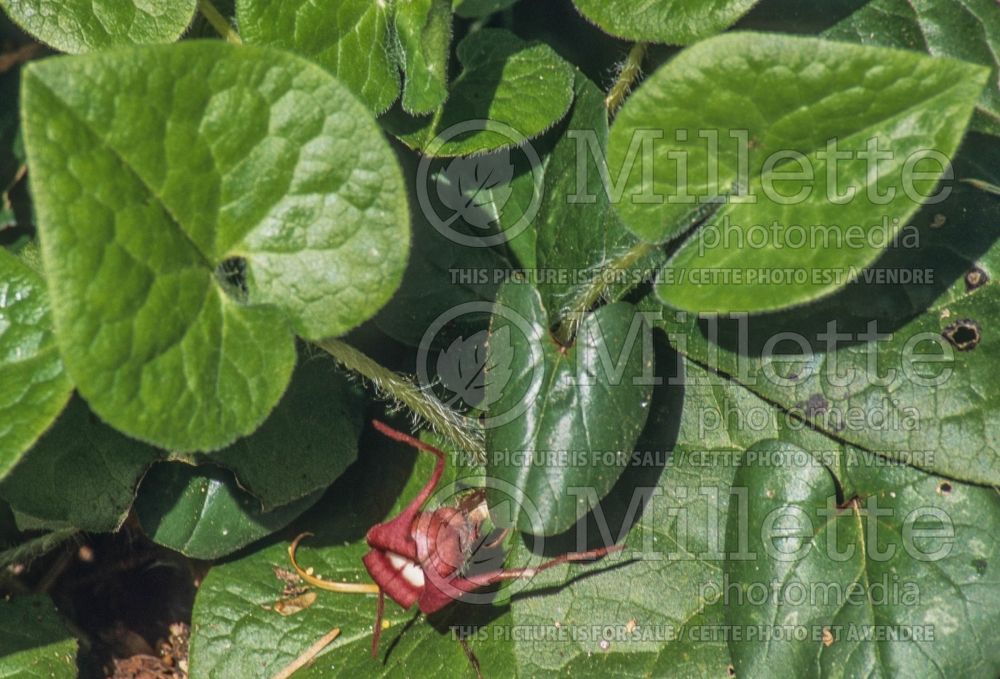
xmin=0 ymin=248 xmax=72 ymax=478
xmin=484 ymin=281 xmax=654 ymax=535
xmin=607 ymin=33 xmax=986 ymax=312
xmin=0 ymin=0 xmax=196 ymax=53
xmin=21 ymin=42 xmax=409 ymax=452
xmin=384 ymin=29 xmax=575 ymax=157
xmin=572 ymin=0 xmax=760 ymax=44
xmin=726 ymin=440 xmax=1000 ymax=677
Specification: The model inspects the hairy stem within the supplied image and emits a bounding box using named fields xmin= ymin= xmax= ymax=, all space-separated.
xmin=605 ymin=42 xmax=647 ymax=116
xmin=315 ymin=338 xmax=485 ymax=460
xmin=198 ymin=0 xmax=242 ymax=45
xmin=554 ymin=240 xmax=659 ymax=345
xmin=0 ymin=528 xmax=79 ymax=570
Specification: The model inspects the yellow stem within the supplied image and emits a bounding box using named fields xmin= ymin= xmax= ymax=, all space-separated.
xmin=605 ymin=42 xmax=647 ymax=116
xmin=198 ymin=0 xmax=242 ymax=44
xmin=288 ymin=533 xmax=380 ymax=594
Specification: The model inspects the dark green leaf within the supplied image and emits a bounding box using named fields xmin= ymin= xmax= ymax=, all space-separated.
xmin=0 ymin=395 xmax=161 ymax=532
xmin=484 ymin=281 xmax=654 ymax=535
xmin=135 ymin=462 xmax=322 ymax=560
xmin=534 ymin=73 xmax=662 ymax=315
xmin=452 ymin=0 xmax=518 ymax=18
xmin=726 ymin=440 xmax=1000 ymax=677
xmin=429 ymin=143 xmax=542 ymax=270
xmin=186 ymin=356 xmax=366 ymax=510
xmin=0 ymin=355 xmax=365 ymax=532
xmin=0 ymin=595 xmax=76 ymax=678
xmin=374 ymin=153 xmax=511 ymax=349
xmin=506 ymin=352 xmax=848 ymax=675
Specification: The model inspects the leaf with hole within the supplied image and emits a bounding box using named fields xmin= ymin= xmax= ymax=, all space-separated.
xmin=726 ymin=440 xmax=1000 ymax=677
xmin=21 ymin=42 xmax=409 ymax=452
xmin=652 ymin=132 xmax=1000 ymax=487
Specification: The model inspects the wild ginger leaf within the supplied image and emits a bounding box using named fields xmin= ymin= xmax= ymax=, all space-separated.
xmin=21 ymin=42 xmax=409 ymax=451
xmin=608 ymin=33 xmax=986 ymax=312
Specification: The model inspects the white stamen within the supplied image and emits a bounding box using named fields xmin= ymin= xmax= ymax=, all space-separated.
xmin=387 ymin=552 xmax=425 ymax=589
